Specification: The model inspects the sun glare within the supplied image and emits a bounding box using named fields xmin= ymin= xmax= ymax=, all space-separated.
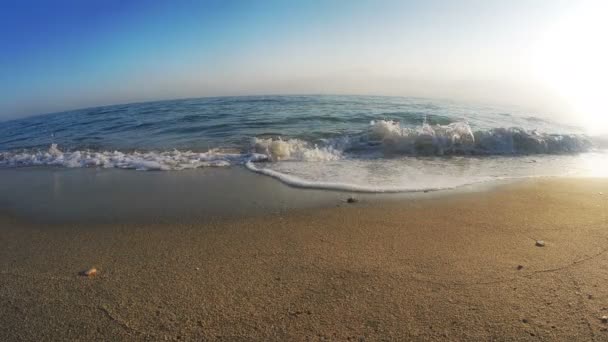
xmin=533 ymin=1 xmax=608 ymax=135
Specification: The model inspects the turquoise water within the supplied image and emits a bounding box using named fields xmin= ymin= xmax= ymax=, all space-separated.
xmin=0 ymin=95 xmax=605 ymax=192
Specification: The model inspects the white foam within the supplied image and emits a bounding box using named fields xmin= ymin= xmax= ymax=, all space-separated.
xmin=0 ymin=144 xmax=249 ymax=171
xmin=252 ymin=137 xmax=342 ymax=161
xmin=245 ymin=151 xmax=608 ymax=193
xmin=245 ymin=160 xmax=461 ymax=192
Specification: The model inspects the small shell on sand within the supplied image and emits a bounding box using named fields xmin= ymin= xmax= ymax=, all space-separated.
xmin=80 ymin=268 xmax=98 ymax=277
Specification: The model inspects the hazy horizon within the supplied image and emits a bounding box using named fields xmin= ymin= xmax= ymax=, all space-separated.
xmin=2 ymin=0 xmax=606 ymax=132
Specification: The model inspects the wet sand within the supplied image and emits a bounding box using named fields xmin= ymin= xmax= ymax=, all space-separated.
xmin=1 ymin=178 xmax=608 ymax=341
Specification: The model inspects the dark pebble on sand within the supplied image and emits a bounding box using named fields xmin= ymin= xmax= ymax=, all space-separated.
xmin=347 ymin=197 xmax=358 ymax=203
xmin=517 ymin=265 xmax=524 ymax=270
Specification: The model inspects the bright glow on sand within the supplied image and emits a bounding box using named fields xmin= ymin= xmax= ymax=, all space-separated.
xmin=533 ymin=1 xmax=608 ymax=135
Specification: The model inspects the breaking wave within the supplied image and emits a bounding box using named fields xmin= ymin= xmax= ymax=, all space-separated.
xmin=0 ymin=119 xmax=603 ymax=193
xmin=251 ymin=120 xmax=592 ymax=160
xmin=351 ymin=120 xmax=592 ymax=155
xmin=252 ymin=137 xmax=342 ymax=161
xmin=0 ymin=120 xmax=595 ymax=172
xmin=0 ymin=143 xmax=268 ymax=171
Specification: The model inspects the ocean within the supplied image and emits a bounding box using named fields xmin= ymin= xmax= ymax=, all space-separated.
xmin=0 ymin=95 xmax=606 ymax=193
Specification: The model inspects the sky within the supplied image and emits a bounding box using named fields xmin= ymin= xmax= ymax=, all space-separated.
xmin=1 ymin=0 xmax=606 ymax=131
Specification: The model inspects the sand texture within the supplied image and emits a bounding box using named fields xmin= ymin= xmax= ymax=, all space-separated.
xmin=1 ymin=178 xmax=608 ymax=341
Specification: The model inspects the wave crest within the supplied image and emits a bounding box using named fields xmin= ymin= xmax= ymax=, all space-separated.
xmin=354 ymin=120 xmax=592 ymax=155
xmin=252 ymin=137 xmax=342 ymax=161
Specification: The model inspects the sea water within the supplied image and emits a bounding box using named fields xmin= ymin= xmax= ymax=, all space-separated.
xmin=0 ymin=95 xmax=606 ymax=192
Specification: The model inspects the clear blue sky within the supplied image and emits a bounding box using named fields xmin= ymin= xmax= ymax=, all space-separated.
xmin=0 ymin=0 xmax=598 ymax=121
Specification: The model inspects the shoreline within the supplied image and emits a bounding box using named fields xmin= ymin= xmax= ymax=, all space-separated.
xmin=0 ymin=166 xmax=541 ymax=225
xmin=1 ymin=177 xmax=607 ymax=340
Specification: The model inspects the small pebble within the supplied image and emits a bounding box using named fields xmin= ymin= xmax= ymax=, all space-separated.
xmin=588 ymin=294 xmax=593 ymax=300
xmin=602 ymin=315 xmax=608 ymax=323
xmin=535 ymin=240 xmax=545 ymax=247
xmin=81 ymin=268 xmax=98 ymax=277
xmin=522 ymin=318 xmax=528 ymax=323
xmin=346 ymin=197 xmax=358 ymax=203
xmin=195 ymin=267 xmax=200 ymax=271
xmin=517 ymin=265 xmax=524 ymax=270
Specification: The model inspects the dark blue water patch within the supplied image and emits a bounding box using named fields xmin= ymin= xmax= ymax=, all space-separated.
xmin=72 ymin=136 xmax=103 ymax=141
xmin=280 ymin=115 xmax=348 ymax=124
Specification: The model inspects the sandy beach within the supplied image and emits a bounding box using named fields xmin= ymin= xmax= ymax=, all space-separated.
xmin=4 ymin=0 xmax=608 ymax=340
xmin=1 ymin=178 xmax=607 ymax=341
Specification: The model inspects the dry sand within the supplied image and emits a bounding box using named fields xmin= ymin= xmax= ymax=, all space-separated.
xmin=1 ymin=178 xmax=608 ymax=341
